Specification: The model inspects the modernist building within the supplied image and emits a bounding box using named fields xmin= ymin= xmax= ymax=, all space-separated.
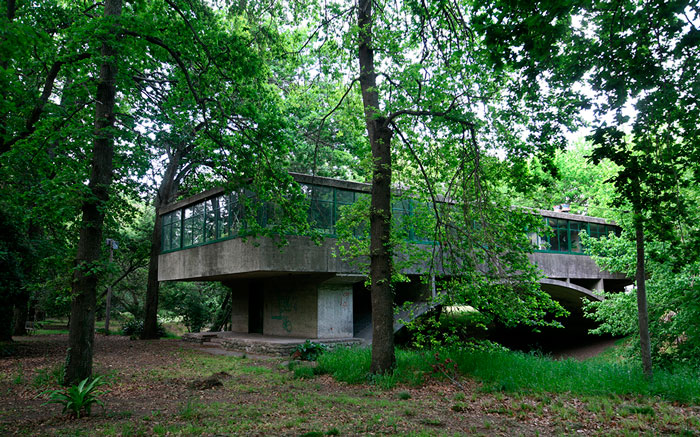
xmin=158 ymin=173 xmax=629 ymax=341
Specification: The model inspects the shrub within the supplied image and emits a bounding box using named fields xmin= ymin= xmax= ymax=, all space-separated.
xmin=43 ymin=376 xmax=106 ymax=418
xmin=120 ymin=319 xmax=167 ymax=338
xmin=292 ymin=340 xmax=328 ymax=361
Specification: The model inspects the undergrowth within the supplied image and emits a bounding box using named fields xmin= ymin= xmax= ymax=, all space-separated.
xmin=317 ymin=346 xmax=700 ymax=404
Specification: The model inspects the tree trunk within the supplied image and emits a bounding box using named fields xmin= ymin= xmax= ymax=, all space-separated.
xmin=0 ymin=296 xmax=13 ymax=341
xmin=12 ymin=292 xmax=28 ymax=336
xmin=358 ymin=0 xmax=395 ymax=374
xmin=635 ymin=214 xmax=653 ymax=379
xmin=210 ymin=287 xmax=232 ymax=332
xmin=141 ymin=210 xmax=163 ymax=339
xmin=64 ymin=0 xmax=121 ymax=386
xmin=142 ymin=149 xmax=181 ymax=339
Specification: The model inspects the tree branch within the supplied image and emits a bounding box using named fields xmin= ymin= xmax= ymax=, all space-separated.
xmin=1 ymin=52 xmax=91 ymax=154
xmin=312 ymin=77 xmax=359 ymax=175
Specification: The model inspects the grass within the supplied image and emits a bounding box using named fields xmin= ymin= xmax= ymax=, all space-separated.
xmin=32 ymin=363 xmax=65 ymax=387
xmin=22 ymin=318 xmax=181 ymax=338
xmin=318 ymin=346 xmax=700 ymax=404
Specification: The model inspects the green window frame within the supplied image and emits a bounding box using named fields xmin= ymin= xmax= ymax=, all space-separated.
xmin=159 ymin=183 xmax=622 ymax=255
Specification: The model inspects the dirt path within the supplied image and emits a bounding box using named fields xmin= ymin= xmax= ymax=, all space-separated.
xmin=551 ymin=337 xmax=620 ymax=361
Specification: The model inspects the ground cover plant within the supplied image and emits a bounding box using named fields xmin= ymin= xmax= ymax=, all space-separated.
xmin=43 ymin=376 xmax=106 ymax=418
xmin=1 ymin=334 xmax=699 ymax=436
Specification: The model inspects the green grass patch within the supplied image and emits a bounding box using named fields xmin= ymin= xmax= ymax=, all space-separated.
xmin=318 ymin=346 xmax=700 ymax=403
xmin=32 ymin=363 xmax=65 ymax=387
xmin=33 ymin=328 xmax=69 ymax=335
xmin=317 ymin=347 xmax=428 ymax=388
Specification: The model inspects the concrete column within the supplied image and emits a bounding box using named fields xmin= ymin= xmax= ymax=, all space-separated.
xmin=593 ymin=278 xmax=604 ymax=292
xmin=317 ymin=283 xmax=353 ymax=339
xmin=228 ymin=281 xmax=249 ymax=333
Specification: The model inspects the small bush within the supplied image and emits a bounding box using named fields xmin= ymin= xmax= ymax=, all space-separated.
xmin=292 ymin=340 xmax=328 ymax=361
xmin=43 ymin=376 xmax=106 ymax=418
xmin=397 ymin=391 xmax=411 ymax=400
xmin=120 ymin=319 xmax=167 ymax=338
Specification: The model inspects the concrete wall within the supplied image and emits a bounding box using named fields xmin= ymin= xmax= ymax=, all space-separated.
xmin=226 ymin=281 xmax=249 ymax=333
xmin=159 ymin=236 xmax=360 ymax=282
xmin=161 ymin=235 xmax=625 ymax=284
xmin=529 ymin=252 xmax=626 ymax=280
xmin=317 ymin=283 xmax=353 ymax=338
xmin=263 ymin=277 xmax=318 ymax=337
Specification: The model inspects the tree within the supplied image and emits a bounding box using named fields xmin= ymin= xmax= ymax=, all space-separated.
xmin=508 ymin=139 xmax=620 ymax=219
xmin=580 ymin=0 xmax=700 ymax=379
xmin=64 ymin=0 xmax=122 ymax=385
xmin=132 ymin=2 xmax=297 ymax=339
xmin=292 ymin=0 xmax=583 ymax=373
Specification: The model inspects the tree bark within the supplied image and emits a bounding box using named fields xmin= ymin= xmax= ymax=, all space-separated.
xmin=64 ymin=0 xmax=121 ymax=386
xmin=12 ymin=292 xmax=28 ymax=336
xmin=358 ymin=0 xmax=395 ymax=374
xmin=210 ymin=287 xmax=232 ymax=332
xmin=142 ymin=150 xmax=181 ymax=339
xmin=635 ymin=214 xmax=653 ymax=379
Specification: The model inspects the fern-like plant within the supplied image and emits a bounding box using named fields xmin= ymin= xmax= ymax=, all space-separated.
xmin=43 ymin=376 xmax=106 ymax=418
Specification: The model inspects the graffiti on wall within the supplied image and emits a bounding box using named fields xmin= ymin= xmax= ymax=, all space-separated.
xmin=271 ymin=295 xmax=297 ymax=333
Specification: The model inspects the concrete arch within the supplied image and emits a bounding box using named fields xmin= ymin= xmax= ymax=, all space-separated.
xmin=539 ymin=278 xmax=603 ymax=311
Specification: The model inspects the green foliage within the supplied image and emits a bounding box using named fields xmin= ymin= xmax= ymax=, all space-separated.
xmin=402 ymin=307 xmax=489 ymax=349
xmin=160 ymin=282 xmax=228 ymax=333
xmin=120 ymin=319 xmax=167 ymax=339
xmin=292 ymin=340 xmax=329 ymax=361
xmin=43 ymin=376 xmax=106 ymax=418
xmin=292 ymin=363 xmax=319 ymax=380
xmin=508 ymin=140 xmax=621 ymax=220
xmin=584 ymin=232 xmax=700 ymax=369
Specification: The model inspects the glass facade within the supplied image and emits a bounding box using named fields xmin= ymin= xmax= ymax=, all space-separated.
xmin=528 ymin=217 xmax=620 ymax=254
xmin=161 ymin=184 xmax=622 ymax=255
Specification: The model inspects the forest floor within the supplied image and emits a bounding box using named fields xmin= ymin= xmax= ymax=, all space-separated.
xmin=1 ymin=334 xmax=699 ymax=436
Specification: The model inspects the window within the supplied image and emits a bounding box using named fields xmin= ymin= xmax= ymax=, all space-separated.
xmin=548 ymin=218 xmax=569 ymax=252
xmin=589 ymin=223 xmax=606 ymax=239
xmin=204 ymin=199 xmax=217 ymax=242
xmin=183 ymin=203 xmax=204 ymax=247
xmin=216 ymin=195 xmax=230 ymax=239
xmin=309 ymin=185 xmax=334 ymax=234
xmin=162 ymin=210 xmax=181 ymax=251
xmin=569 ymin=221 xmax=584 ymax=253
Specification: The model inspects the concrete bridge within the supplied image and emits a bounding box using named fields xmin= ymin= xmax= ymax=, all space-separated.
xmin=158 ymin=174 xmax=630 ymax=342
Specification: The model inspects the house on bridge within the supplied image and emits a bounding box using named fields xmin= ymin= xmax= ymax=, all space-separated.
xmin=158 ymin=173 xmax=630 ymax=343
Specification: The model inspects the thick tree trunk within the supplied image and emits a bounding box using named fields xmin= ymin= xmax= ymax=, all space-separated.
xmin=64 ymin=0 xmax=121 ymax=386
xmin=142 ymin=150 xmax=180 ymax=339
xmin=635 ymin=215 xmax=653 ymax=379
xmin=358 ymin=0 xmax=395 ymax=374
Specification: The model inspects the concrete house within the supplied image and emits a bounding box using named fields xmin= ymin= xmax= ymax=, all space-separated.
xmin=158 ymin=173 xmax=629 ymax=344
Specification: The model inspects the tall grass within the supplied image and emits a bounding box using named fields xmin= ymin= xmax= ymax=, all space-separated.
xmin=317 ymin=346 xmax=700 ymax=404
